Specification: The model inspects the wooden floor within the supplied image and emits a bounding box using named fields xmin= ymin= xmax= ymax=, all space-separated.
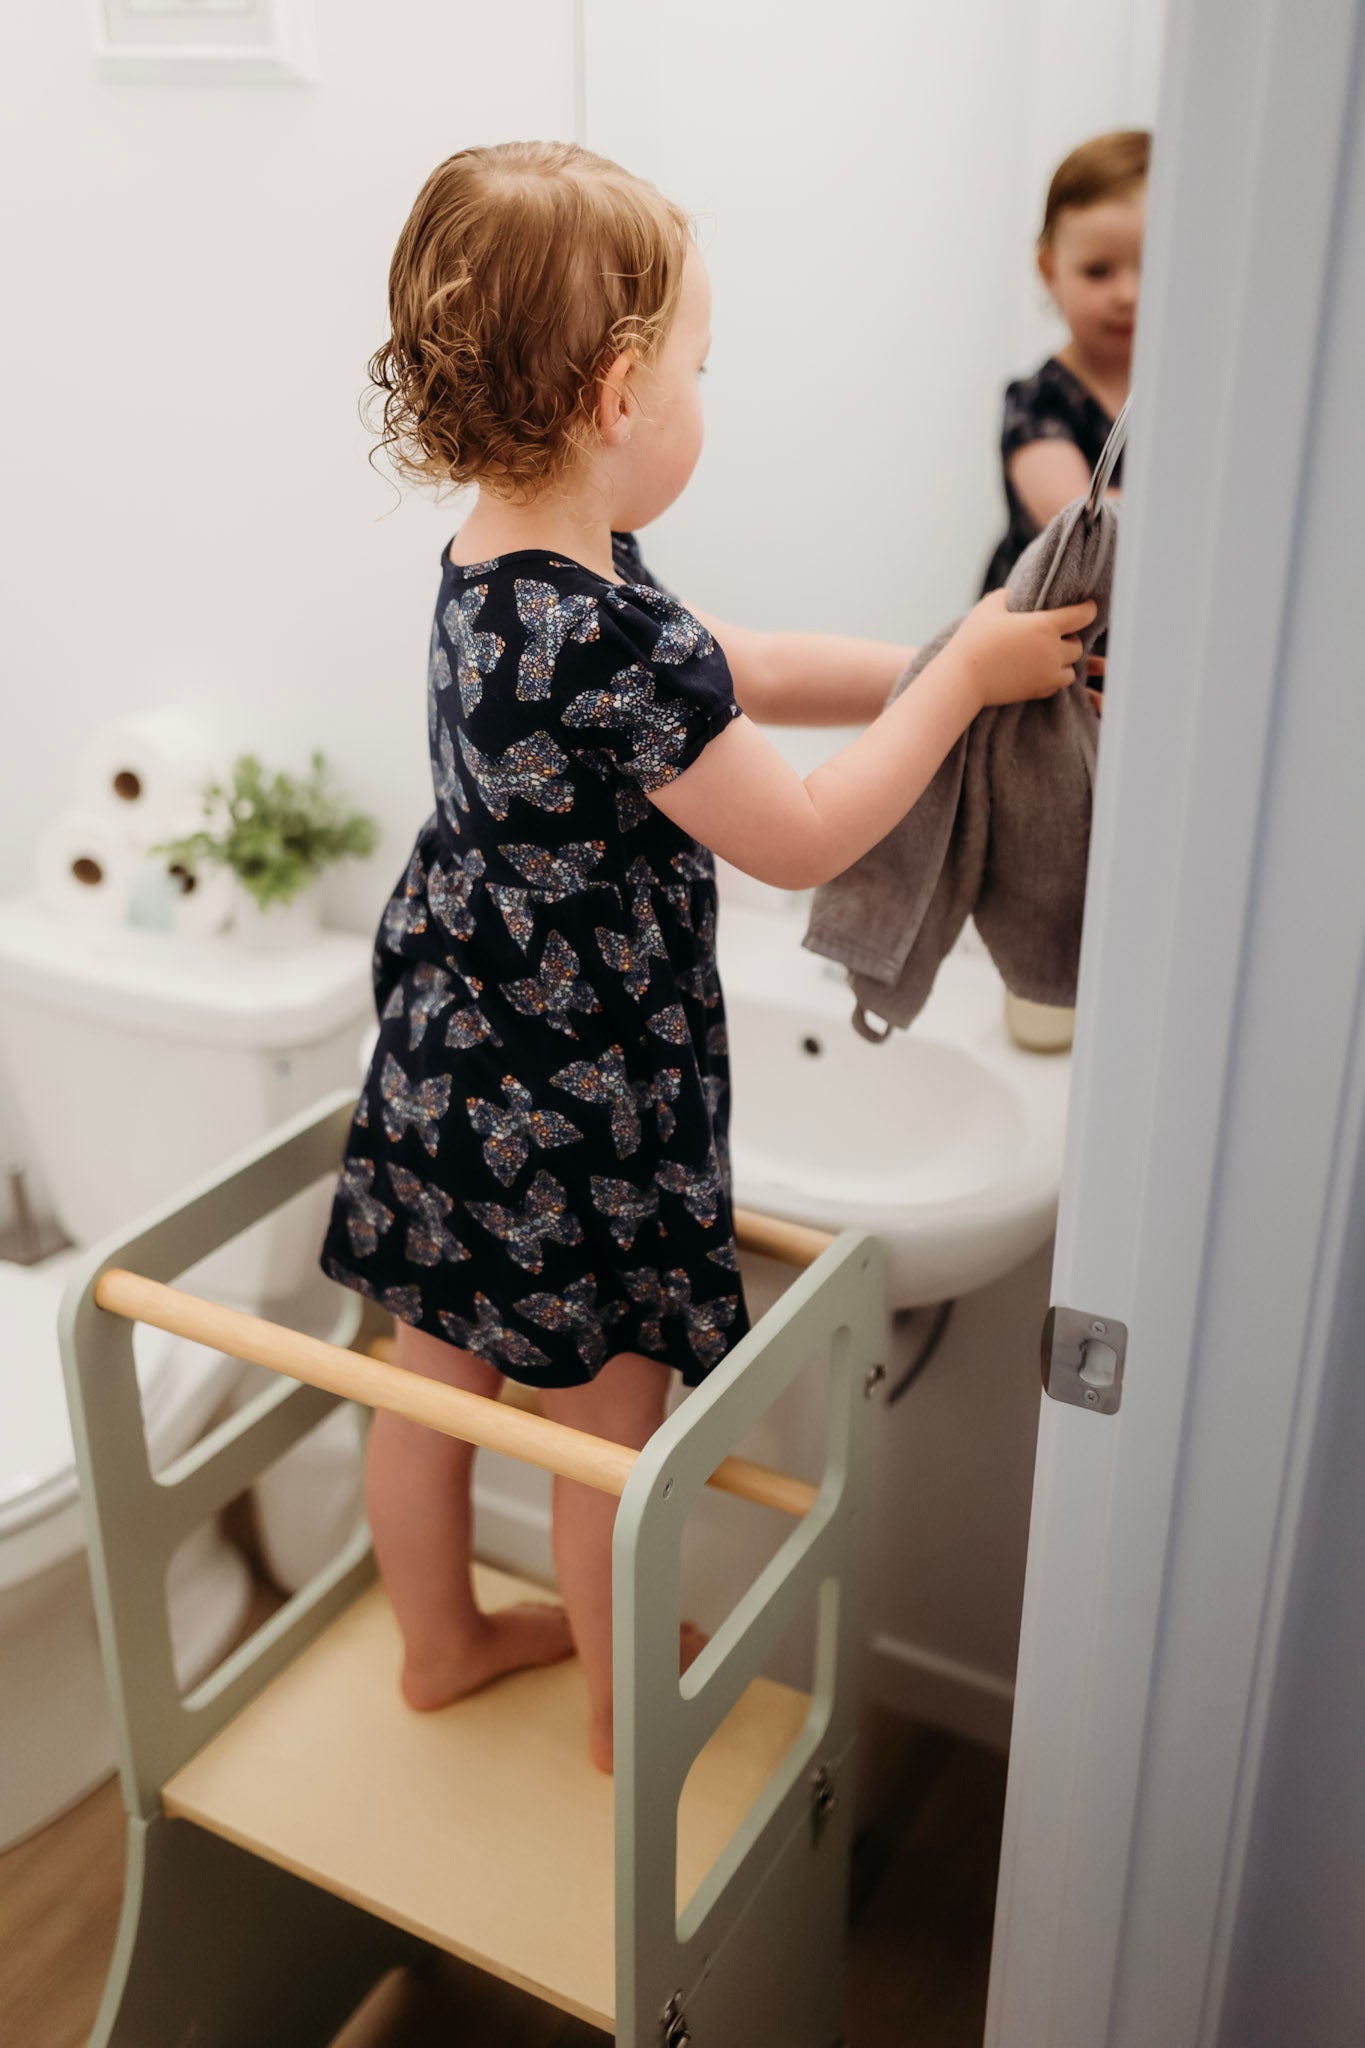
xmin=0 ymin=1710 xmax=1006 ymax=2048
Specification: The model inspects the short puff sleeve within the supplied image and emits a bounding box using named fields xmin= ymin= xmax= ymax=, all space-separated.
xmin=560 ymin=583 xmax=741 ymax=793
xmin=1001 ymin=364 xmax=1092 ymax=461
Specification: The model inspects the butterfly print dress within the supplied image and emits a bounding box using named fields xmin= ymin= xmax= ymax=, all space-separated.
xmin=319 ymin=532 xmax=750 ymax=1388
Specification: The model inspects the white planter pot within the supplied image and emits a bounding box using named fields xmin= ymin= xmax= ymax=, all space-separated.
xmin=231 ymin=883 xmax=322 ymax=951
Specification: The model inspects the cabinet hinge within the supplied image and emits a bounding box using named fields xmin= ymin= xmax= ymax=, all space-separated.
xmin=660 ymin=1991 xmax=691 ymax=2046
xmin=810 ymin=1760 xmax=838 ymax=1845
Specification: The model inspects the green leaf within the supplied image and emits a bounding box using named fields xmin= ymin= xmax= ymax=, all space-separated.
xmin=148 ymin=750 xmax=380 ymax=907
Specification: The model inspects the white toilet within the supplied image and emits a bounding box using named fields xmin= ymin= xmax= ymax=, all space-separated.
xmin=0 ymin=897 xmax=373 ymax=1847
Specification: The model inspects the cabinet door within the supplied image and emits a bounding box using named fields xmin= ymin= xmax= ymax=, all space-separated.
xmin=988 ymin=3 xmax=1365 ymax=2043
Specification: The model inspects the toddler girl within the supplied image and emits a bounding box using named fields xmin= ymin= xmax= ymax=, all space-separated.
xmin=320 ymin=141 xmax=1092 ymax=1772
xmin=982 ymin=128 xmax=1149 ymax=594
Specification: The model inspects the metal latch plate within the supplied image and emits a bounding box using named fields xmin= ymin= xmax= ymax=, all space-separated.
xmin=1042 ymin=1305 xmax=1127 ymax=1414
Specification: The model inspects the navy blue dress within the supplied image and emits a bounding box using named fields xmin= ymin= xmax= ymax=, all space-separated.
xmin=981 ymin=356 xmax=1123 ymax=595
xmin=319 ymin=533 xmax=750 ymax=1389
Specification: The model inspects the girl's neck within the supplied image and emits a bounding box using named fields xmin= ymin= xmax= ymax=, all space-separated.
xmin=450 ymin=488 xmax=619 ymax=582
xmin=1056 ymin=341 xmax=1130 ymax=420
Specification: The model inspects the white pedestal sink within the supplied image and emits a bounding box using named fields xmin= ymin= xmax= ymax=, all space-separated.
xmin=717 ymin=907 xmax=1073 ymax=1306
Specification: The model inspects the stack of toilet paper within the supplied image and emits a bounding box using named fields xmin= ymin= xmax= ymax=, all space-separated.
xmin=35 ymin=709 xmax=237 ymax=937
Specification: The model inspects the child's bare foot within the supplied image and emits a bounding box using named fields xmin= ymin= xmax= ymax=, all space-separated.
xmin=587 ymin=1622 xmax=711 ymax=1774
xmin=401 ymin=1601 xmax=574 ymax=1713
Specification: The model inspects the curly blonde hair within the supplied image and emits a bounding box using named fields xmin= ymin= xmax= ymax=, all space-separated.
xmin=368 ymin=141 xmax=693 ymax=497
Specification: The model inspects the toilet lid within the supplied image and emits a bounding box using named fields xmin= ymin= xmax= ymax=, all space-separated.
xmin=0 ymin=896 xmax=371 ymax=1049
xmin=0 ymin=1254 xmax=243 ymax=1540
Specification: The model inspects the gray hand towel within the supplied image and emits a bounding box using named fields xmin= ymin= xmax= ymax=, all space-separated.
xmin=803 ymin=496 xmax=1115 ymax=1040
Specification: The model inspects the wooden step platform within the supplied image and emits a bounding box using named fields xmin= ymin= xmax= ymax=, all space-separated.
xmin=163 ymin=1565 xmax=811 ymax=2033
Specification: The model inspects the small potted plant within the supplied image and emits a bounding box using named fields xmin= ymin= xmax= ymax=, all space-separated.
xmin=153 ymin=752 xmax=379 ymax=950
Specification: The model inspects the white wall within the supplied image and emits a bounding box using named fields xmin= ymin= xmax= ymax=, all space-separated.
xmin=0 ymin=0 xmax=577 ymax=1217
xmin=0 ymin=0 xmax=577 ymax=903
xmin=866 ymin=1238 xmax=1051 ymax=1749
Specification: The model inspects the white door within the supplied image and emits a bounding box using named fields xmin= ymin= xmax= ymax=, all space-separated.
xmin=987 ymin=1 xmax=1365 ymax=2041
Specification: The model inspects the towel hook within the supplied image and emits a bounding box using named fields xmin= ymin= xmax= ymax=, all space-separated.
xmin=1084 ymin=396 xmax=1130 ymax=527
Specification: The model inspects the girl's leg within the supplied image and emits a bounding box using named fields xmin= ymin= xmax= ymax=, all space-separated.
xmin=540 ymin=1354 xmax=704 ymax=1774
xmin=367 ymin=1319 xmax=573 ymax=1711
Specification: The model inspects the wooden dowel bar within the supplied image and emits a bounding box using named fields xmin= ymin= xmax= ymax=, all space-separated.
xmin=368 ymin=1336 xmax=818 ymax=1518
xmin=368 ymin=1336 xmax=816 ymax=1515
xmin=705 ymin=1453 xmax=818 ymax=1519
xmin=94 ymin=1268 xmax=817 ymax=1518
xmin=96 ymin=1270 xmax=637 ymax=1498
xmin=733 ymin=1206 xmax=834 ymax=1268
xmin=369 ymin=1335 xmax=546 ymax=1419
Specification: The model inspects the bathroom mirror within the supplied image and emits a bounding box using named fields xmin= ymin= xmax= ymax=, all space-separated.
xmin=582 ymin=0 xmax=1164 ymax=771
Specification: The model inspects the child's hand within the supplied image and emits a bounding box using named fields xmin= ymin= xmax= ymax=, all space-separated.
xmin=951 ymin=590 xmax=1097 ymax=710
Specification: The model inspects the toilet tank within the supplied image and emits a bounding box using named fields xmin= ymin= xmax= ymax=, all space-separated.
xmin=0 ymin=899 xmax=373 ymax=1305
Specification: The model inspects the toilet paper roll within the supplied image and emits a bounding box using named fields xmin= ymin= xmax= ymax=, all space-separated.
xmin=133 ymin=802 xmax=237 ymax=939
xmin=34 ymin=809 xmax=143 ymax=924
xmin=74 ymin=708 xmax=224 ymax=825
xmin=165 ymin=861 xmax=236 ymax=939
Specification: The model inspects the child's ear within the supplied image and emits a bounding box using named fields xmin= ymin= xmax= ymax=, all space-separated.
xmin=596 ymin=350 xmax=638 ymax=448
xmin=1036 ymin=244 xmax=1058 ymax=300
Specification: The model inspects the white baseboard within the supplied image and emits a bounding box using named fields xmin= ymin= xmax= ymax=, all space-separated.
xmin=475 ymin=1474 xmax=1017 ymax=1752
xmin=867 ymin=1632 xmax=1016 ymax=1752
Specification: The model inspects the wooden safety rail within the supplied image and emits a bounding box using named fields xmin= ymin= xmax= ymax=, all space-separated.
xmin=94 ymin=1200 xmax=832 ymax=1522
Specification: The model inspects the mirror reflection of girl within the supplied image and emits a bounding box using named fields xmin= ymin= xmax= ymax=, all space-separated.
xmin=323 ymin=142 xmax=1092 ymax=1773
xmin=981 ymin=129 xmax=1149 ymax=600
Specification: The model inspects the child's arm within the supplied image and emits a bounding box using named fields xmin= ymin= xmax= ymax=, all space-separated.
xmin=1009 ymin=441 xmax=1120 ymax=531
xmin=688 ymin=609 xmax=912 ymax=726
xmin=649 ymin=592 xmax=1095 ymax=890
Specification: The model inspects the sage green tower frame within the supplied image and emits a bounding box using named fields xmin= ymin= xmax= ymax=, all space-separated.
xmin=59 ymin=1088 xmax=886 ymax=2046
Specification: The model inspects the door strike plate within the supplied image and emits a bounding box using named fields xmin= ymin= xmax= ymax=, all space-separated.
xmin=1042 ymin=1305 xmax=1127 ymax=1414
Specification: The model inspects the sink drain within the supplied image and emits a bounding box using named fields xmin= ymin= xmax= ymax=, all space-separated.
xmin=801 ymin=1035 xmax=823 ymax=1057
